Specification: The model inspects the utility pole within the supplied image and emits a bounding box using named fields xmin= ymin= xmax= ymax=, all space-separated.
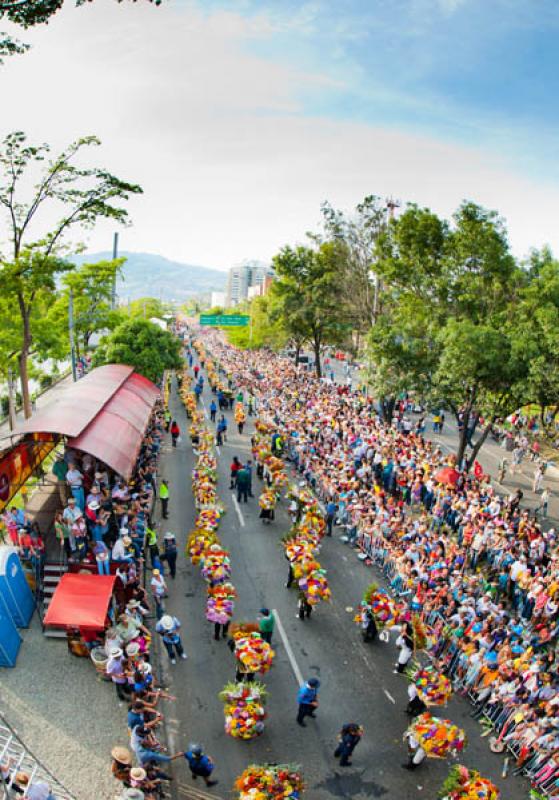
xmin=69 ymin=288 xmax=77 ymax=382
xmin=7 ymin=367 xmax=16 ymax=430
xmin=111 ymin=232 xmax=119 ymax=310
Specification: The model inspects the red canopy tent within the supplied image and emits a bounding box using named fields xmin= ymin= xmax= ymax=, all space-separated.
xmin=433 ymin=466 xmax=461 ymax=486
xmin=44 ymin=573 xmax=116 ymax=631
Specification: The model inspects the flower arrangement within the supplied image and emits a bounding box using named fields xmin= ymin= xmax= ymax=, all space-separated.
xmin=206 ymin=582 xmax=236 ymax=623
xmin=187 ymin=529 xmax=218 ymax=564
xmin=408 ymin=713 xmax=466 ymax=759
xmin=412 ymin=665 xmax=452 ymax=706
xmin=196 ymin=507 xmax=223 ymax=530
xmin=235 ymin=403 xmax=246 ymax=424
xmin=259 ymin=489 xmax=278 ymax=510
xmin=298 ymin=568 xmax=331 ymax=605
xmin=272 ymin=470 xmax=289 ymax=489
xmin=201 ymin=545 xmax=231 ymax=584
xmin=219 ymin=682 xmax=267 ymax=739
xmin=438 ymin=765 xmax=499 ymax=800
xmin=412 ymin=614 xmax=434 ymax=651
xmin=233 ymin=631 xmax=275 ymax=674
xmin=358 ymin=584 xmax=398 ymax=628
xmin=234 ymin=764 xmax=304 ymax=799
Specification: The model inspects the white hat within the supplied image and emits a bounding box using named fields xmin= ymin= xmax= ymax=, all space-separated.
xmin=88 ymin=501 xmax=100 ymax=511
xmin=109 ymin=647 xmax=123 ymax=658
xmin=164 ymin=531 xmax=175 ymax=539
xmin=138 ymin=662 xmax=152 ymax=674
xmin=160 ymin=614 xmax=174 ymax=630
xmin=120 ymin=528 xmax=129 ymax=536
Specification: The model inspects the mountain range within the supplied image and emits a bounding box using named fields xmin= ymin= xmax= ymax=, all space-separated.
xmin=72 ymin=251 xmax=227 ymax=303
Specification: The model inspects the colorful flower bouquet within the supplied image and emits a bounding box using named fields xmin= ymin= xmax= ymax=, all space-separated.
xmin=438 ymin=765 xmax=499 ymax=800
xmin=206 ymin=582 xmax=236 ymax=624
xmin=259 ymin=489 xmax=278 ymax=510
xmin=201 ymin=545 xmax=231 ymax=584
xmin=219 ymin=682 xmax=267 ymax=739
xmin=298 ymin=568 xmax=331 ymax=605
xmin=233 ymin=631 xmax=275 ymax=674
xmin=187 ymin=529 xmax=218 ymax=564
xmin=235 ymin=403 xmax=246 ymax=424
xmin=234 ymin=764 xmax=304 ymax=799
xmin=196 ymin=507 xmax=223 ymax=530
xmin=361 ymin=584 xmax=398 ymax=628
xmin=408 ymin=713 xmax=466 ymax=758
xmin=412 ymin=665 xmax=452 ymax=706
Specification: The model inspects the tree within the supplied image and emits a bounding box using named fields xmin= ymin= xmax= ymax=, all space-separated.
xmin=369 ymin=201 xmax=525 ymax=466
xmin=48 ymin=257 xmax=125 ymax=356
xmin=320 ymin=195 xmax=387 ymax=340
xmin=0 ymin=131 xmax=142 ymax=416
xmin=0 ymin=0 xmax=161 ymax=63
xmin=92 ymin=317 xmax=181 ymax=384
xmin=127 ymin=297 xmax=170 ymax=320
xmin=271 ymin=241 xmax=348 ymax=377
xmin=225 ymin=295 xmax=289 ymax=351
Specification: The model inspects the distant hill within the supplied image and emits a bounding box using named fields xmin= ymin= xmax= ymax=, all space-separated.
xmin=72 ymin=251 xmax=226 ymax=302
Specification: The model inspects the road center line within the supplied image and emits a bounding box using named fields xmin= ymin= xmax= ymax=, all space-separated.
xmin=231 ymin=493 xmax=245 ymax=527
xmin=273 ymin=608 xmax=304 ymax=686
xmin=216 ymin=445 xmax=221 ymax=455
xmin=383 ymin=688 xmax=396 ymax=704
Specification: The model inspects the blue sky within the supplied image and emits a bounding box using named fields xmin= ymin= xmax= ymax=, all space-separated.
xmin=199 ymin=0 xmax=559 ymax=178
xmin=1 ymin=0 xmax=558 ymax=267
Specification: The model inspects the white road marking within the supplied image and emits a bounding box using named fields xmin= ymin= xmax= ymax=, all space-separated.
xmin=231 ymin=493 xmax=245 ymax=527
xmin=383 ymin=688 xmax=396 ymax=704
xmin=216 ymin=445 xmax=221 ymax=455
xmin=273 ymin=608 xmax=304 ymax=686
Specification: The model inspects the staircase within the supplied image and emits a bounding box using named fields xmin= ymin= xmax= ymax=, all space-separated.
xmin=0 ymin=719 xmax=76 ymax=799
xmin=41 ymin=562 xmax=68 ymax=638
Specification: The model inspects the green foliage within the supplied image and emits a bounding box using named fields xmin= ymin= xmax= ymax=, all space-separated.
xmin=92 ymin=318 xmax=181 ymax=384
xmin=127 ymin=297 xmax=171 ymax=320
xmin=225 ymin=296 xmax=288 ymax=351
xmin=271 ymin=241 xmax=348 ymax=375
xmin=0 ymin=130 xmax=141 ymax=416
xmin=366 ymin=200 xmax=528 ymax=462
xmin=0 ymin=0 xmax=161 ymax=63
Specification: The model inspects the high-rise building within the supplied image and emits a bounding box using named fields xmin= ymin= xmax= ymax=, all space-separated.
xmin=226 ymin=260 xmax=274 ymax=306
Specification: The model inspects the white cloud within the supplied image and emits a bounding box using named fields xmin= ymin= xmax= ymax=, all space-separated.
xmin=0 ymin=0 xmax=557 ymax=271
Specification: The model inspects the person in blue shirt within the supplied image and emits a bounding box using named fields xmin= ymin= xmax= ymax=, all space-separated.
xmin=297 ymin=678 xmax=320 ymax=726
xmin=209 ymin=399 xmax=217 ymax=423
xmin=325 ymin=501 xmax=337 ymax=536
xmin=183 ymin=744 xmax=218 ymax=787
xmin=216 ymin=415 xmax=227 ymax=446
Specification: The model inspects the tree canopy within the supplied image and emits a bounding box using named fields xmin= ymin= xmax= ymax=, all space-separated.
xmin=92 ymin=317 xmax=181 ymax=384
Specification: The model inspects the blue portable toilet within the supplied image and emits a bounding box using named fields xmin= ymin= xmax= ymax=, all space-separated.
xmin=0 ymin=589 xmax=22 ymax=667
xmin=0 ymin=547 xmax=35 ymax=627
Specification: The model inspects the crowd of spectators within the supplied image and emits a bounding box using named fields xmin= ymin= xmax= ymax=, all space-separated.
xmin=202 ymin=332 xmax=559 ymax=796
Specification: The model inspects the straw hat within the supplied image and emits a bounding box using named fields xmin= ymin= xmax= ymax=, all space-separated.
xmin=123 ymin=536 xmax=132 ymax=545
xmin=152 ymin=569 xmax=160 ymax=576
xmin=130 ymin=767 xmax=147 ymax=781
xmin=160 ymin=614 xmax=174 ymax=630
xmin=125 ymin=642 xmax=140 ymax=657
xmin=109 ymin=647 xmax=123 ymax=659
xmin=111 ymin=747 xmax=132 ymax=764
xmin=88 ymin=501 xmax=100 ymax=511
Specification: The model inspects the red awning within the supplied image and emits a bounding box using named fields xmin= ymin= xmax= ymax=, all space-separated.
xmin=9 ymin=365 xmax=160 ymax=479
xmin=43 ymin=573 xmax=116 ymax=630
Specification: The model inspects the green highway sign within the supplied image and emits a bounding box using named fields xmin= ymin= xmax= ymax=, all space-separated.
xmin=199 ymin=314 xmax=250 ymax=327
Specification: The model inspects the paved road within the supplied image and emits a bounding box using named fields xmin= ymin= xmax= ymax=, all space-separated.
xmin=154 ymin=360 xmax=528 ymax=800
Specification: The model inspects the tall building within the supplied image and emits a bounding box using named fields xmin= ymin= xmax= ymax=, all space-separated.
xmin=226 ymin=260 xmax=274 ymax=306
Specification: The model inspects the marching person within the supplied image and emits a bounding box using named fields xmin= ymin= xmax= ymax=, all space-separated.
xmin=170 ymin=420 xmax=180 ymax=447
xmin=161 ymin=532 xmax=178 ymax=579
xmin=297 ymin=590 xmax=313 ymax=621
xmin=159 ymin=480 xmax=170 ymax=520
xmin=181 ymin=744 xmax=218 ymax=788
xmin=150 ymin=569 xmax=167 ymax=620
xmin=296 ymin=677 xmax=320 ymax=727
xmin=394 ymin=623 xmax=414 ymax=674
xmin=155 ymin=614 xmax=187 ymax=665
xmin=405 ymin=683 xmax=427 ymax=717
xmin=334 ymin=723 xmax=363 ymax=767
xmin=402 ymin=728 xmax=426 ymax=770
xmin=258 ymin=608 xmax=275 ymax=644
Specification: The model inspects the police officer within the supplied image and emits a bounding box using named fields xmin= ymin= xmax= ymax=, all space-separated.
xmin=161 ymin=532 xmax=178 ymax=579
xmin=296 ymin=678 xmax=320 ymax=726
xmin=182 ymin=744 xmax=218 ymax=787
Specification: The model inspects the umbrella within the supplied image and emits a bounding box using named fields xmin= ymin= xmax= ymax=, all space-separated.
xmin=433 ymin=466 xmax=461 ymax=486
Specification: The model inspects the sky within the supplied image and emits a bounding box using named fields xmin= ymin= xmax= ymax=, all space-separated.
xmin=1 ymin=0 xmax=559 ymax=270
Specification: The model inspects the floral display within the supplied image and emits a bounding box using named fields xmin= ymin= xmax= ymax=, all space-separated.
xmin=197 ymin=507 xmax=223 ymax=531
xmin=206 ymin=582 xmax=236 ymax=624
xmin=233 ymin=631 xmax=275 ymax=674
xmin=187 ymin=528 xmax=218 ymax=564
xmin=412 ymin=665 xmax=452 ymax=706
xmin=354 ymin=583 xmax=398 ymax=630
xmin=438 ymin=765 xmax=499 ymax=800
xmin=408 ymin=713 xmax=466 ymax=758
xmin=201 ymin=545 xmax=232 ymax=584
xmin=234 ymin=764 xmax=304 ymax=799
xmin=259 ymin=488 xmax=278 ymax=511
xmin=298 ymin=568 xmax=331 ymax=605
xmin=412 ymin=614 xmax=434 ymax=651
xmin=219 ymin=682 xmax=267 ymax=739
xmin=234 ymin=403 xmax=246 ymax=425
